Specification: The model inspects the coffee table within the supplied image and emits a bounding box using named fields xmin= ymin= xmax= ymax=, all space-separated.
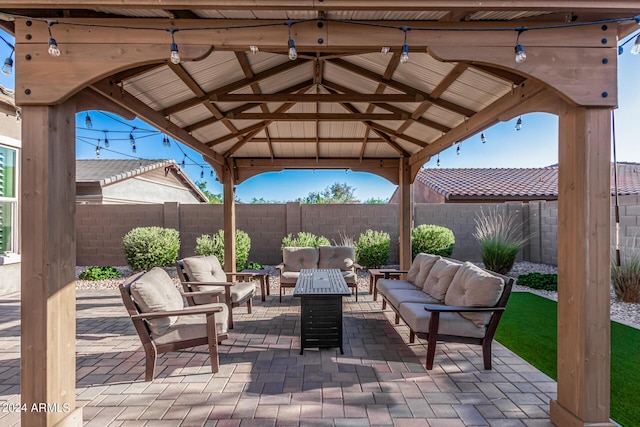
xmin=293 ymin=269 xmax=351 ymax=355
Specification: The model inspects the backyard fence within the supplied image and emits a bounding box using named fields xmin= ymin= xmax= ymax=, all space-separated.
xmin=76 ymin=195 xmax=639 ymax=267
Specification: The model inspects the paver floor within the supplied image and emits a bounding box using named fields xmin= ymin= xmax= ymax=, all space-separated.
xmin=0 ymin=289 xmax=555 ymax=426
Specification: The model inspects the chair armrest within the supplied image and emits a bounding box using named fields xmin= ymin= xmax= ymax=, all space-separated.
xmin=353 ymin=263 xmax=362 ymax=271
xmin=180 ymin=280 xmax=236 ymax=287
xmin=424 ymin=304 xmax=506 ymax=313
xmin=224 ymin=272 xmax=259 ymax=280
xmin=182 ymin=289 xmax=224 ymax=297
xmin=275 ymin=263 xmax=284 ymax=271
xmin=132 ymin=305 xmax=223 ymax=319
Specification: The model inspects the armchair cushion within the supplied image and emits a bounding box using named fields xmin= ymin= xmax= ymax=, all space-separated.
xmin=282 ymin=247 xmax=319 ymax=272
xmin=423 ymin=259 xmax=461 ymax=300
xmin=318 ymin=246 xmax=354 ymax=271
xmin=444 ymin=262 xmax=505 ymax=327
xmin=152 ymin=303 xmax=229 ymax=343
xmin=229 ymin=281 xmax=257 ymax=303
xmin=413 ymin=254 xmax=441 ymax=288
xmin=182 ymin=255 xmax=227 ymax=283
xmin=129 ymin=267 xmax=183 ymax=335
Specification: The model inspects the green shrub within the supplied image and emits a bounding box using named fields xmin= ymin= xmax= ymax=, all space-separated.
xmin=195 ymin=229 xmax=251 ymax=271
xmin=611 ymin=250 xmax=640 ymax=303
xmin=79 ymin=266 xmax=121 ymax=281
xmin=281 ymin=232 xmax=330 ymax=248
xmin=354 ymin=229 xmax=390 ymax=269
xmin=411 ymin=224 xmax=455 ymax=259
xmin=246 ymin=261 xmax=264 ymax=270
xmin=473 ymin=208 xmax=529 ymax=275
xmin=122 ymin=227 xmax=180 ymax=271
xmin=517 ymin=273 xmax=558 ymax=291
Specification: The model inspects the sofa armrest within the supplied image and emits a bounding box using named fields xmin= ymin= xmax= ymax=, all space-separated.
xmin=181 ymin=280 xmax=236 ymax=287
xmin=383 ymin=269 xmax=407 ymax=279
xmin=275 ymin=263 xmax=285 ymax=274
xmin=131 ymin=305 xmax=223 ymax=319
xmin=424 ymin=304 xmax=506 ymax=313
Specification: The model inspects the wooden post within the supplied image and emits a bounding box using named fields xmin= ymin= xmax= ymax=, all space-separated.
xmin=222 ymin=169 xmax=236 ymax=273
xmin=551 ymin=105 xmax=614 ymax=427
xmin=20 ymin=104 xmax=82 ymax=426
xmin=398 ymin=157 xmax=411 ymax=269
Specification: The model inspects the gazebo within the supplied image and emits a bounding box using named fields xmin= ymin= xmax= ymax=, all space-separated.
xmin=1 ymin=2 xmax=638 ymax=426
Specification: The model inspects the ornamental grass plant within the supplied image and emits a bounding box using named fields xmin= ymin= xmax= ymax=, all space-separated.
xmin=611 ymin=246 xmax=640 ymax=303
xmin=473 ymin=208 xmax=529 ymax=275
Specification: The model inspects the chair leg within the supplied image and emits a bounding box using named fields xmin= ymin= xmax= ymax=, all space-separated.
xmin=394 ymin=313 xmax=400 ymax=324
xmin=426 ymin=312 xmax=440 ymax=370
xmin=354 ymin=286 xmax=358 ymax=301
xmin=482 ymin=338 xmax=492 ymax=370
xmin=143 ymin=344 xmax=158 ymax=381
xmin=246 ymin=298 xmax=252 ymax=314
xmin=409 ymin=330 xmax=415 ymax=343
xmin=280 ymin=286 xmax=283 ymax=303
xmin=206 ymin=312 xmax=220 ymax=374
xmin=382 ymin=299 xmax=386 ymax=310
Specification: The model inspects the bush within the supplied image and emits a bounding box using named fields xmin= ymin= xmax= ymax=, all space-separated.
xmin=411 ymin=224 xmax=455 ymax=259
xmin=122 ymin=227 xmax=180 ymax=271
xmin=517 ymin=273 xmax=558 ymax=291
xmin=246 ymin=262 xmax=264 ymax=270
xmin=354 ymin=229 xmax=390 ymax=269
xmin=79 ymin=266 xmax=121 ymax=281
xmin=612 ymin=251 xmax=640 ymax=303
xmin=281 ymin=232 xmax=330 ymax=248
xmin=473 ymin=208 xmax=528 ymax=275
xmin=195 ymin=229 xmax=251 ymax=271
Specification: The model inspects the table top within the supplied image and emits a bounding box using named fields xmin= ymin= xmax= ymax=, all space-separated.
xmin=293 ymin=269 xmax=351 ymax=296
xmin=240 ymin=269 xmax=269 ymax=276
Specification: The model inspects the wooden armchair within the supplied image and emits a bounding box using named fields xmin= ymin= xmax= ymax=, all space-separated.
xmin=119 ymin=268 xmax=229 ymax=381
xmin=176 ymin=255 xmax=256 ymax=329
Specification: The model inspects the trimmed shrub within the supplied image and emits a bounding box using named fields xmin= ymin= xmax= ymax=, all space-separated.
xmin=122 ymin=227 xmax=180 ymax=271
xmin=612 ymin=250 xmax=640 ymax=303
xmin=281 ymin=232 xmax=330 ymax=248
xmin=354 ymin=229 xmax=390 ymax=269
xmin=246 ymin=262 xmax=264 ymax=270
xmin=79 ymin=266 xmax=121 ymax=281
xmin=517 ymin=272 xmax=558 ymax=291
xmin=473 ymin=208 xmax=529 ymax=275
xmin=411 ymin=224 xmax=455 ymax=259
xmin=195 ymin=229 xmax=251 ymax=271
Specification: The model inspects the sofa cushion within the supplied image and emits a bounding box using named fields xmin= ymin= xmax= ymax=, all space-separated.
xmin=414 ymin=254 xmax=442 ymax=288
xmin=129 ymin=267 xmax=183 ymax=335
xmin=376 ymin=279 xmax=420 ymax=298
xmin=341 ymin=270 xmax=357 ymax=284
xmin=318 ymin=246 xmax=355 ymax=271
xmin=152 ymin=302 xmax=229 ymax=343
xmin=282 ymin=247 xmax=319 ymax=272
xmin=385 ymin=289 xmax=440 ymax=309
xmin=423 ymin=259 xmax=462 ymax=300
xmin=444 ymin=262 xmax=505 ymax=327
xmin=280 ymin=271 xmax=301 ymax=284
xmin=399 ymin=302 xmax=485 ymax=338
xmin=182 ymin=255 xmax=227 ymax=283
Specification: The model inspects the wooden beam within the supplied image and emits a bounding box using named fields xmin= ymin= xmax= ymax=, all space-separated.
xmin=211 ymin=93 xmax=423 ymax=102
xmin=367 ymin=122 xmax=427 ymax=147
xmin=225 ymin=113 xmax=406 ymax=120
xmin=248 ymin=138 xmax=386 ymax=143
xmin=90 ymin=77 xmax=225 ymax=165
xmin=430 ymin=63 xmax=469 ymax=99
xmin=398 ymin=157 xmax=412 ymax=270
xmin=469 ymin=63 xmax=527 ymax=85
xmin=222 ymin=168 xmax=236 ymax=275
xmin=551 ymin=105 xmax=615 ymax=427
xmin=21 ymin=103 xmax=82 ymax=427
xmin=72 ymin=87 xmax=136 ymax=119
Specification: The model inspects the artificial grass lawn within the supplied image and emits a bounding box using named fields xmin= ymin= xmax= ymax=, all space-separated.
xmin=495 ymin=292 xmax=640 ymax=427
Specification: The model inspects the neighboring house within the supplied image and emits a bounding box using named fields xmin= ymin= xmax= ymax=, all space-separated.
xmin=0 ymin=85 xmax=20 ymax=295
xmin=76 ymin=159 xmax=208 ymax=204
xmin=390 ymin=163 xmax=640 ymax=203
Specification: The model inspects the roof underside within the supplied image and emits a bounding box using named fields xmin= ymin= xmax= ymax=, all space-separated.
xmin=3 ymin=2 xmax=639 ymax=183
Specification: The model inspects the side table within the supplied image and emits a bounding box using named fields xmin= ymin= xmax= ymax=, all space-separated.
xmin=239 ymin=269 xmax=271 ymax=302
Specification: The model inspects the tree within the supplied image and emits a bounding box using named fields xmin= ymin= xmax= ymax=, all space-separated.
xmin=195 ymin=180 xmax=223 ymax=204
xmin=364 ymin=197 xmax=389 ymax=204
xmin=298 ymin=182 xmax=360 ymax=204
xmin=250 ymin=197 xmax=281 ymax=204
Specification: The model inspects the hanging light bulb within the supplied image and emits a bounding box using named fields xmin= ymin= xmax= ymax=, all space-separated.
xmin=210 ymin=170 xmax=214 ymax=177
xmin=1 ymin=51 xmax=13 ymax=76
xmin=515 ymin=116 xmax=523 ymax=131
xmin=200 ymin=168 xmax=204 ymax=179
xmin=456 ymin=144 xmax=461 ymax=155
xmin=287 ymin=22 xmax=297 ymax=61
xmin=400 ymin=28 xmax=410 ymax=64
xmin=131 ymin=143 xmax=137 ymax=154
xmin=631 ymin=34 xmax=640 ymax=55
xmin=514 ymin=29 xmax=527 ymax=64
xmin=436 ymin=154 xmax=440 ymax=167
xmin=85 ymin=113 xmax=93 ymax=129
xmin=381 ymin=46 xmax=390 ymax=55
xmin=250 ymin=45 xmax=259 ymax=55
xmin=103 ymin=131 xmax=109 ymax=148
xmin=169 ymin=29 xmax=180 ymax=64
xmin=95 ymin=145 xmax=100 ymax=158
xmin=129 ymin=130 xmax=136 ymax=146
xmin=181 ymin=156 xmax=186 ymax=167
xmin=47 ymin=21 xmax=61 ymax=57
xmin=480 ymin=133 xmax=487 ymax=144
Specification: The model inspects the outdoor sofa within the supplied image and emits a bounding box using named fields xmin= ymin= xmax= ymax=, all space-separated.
xmin=376 ymin=253 xmax=513 ymax=370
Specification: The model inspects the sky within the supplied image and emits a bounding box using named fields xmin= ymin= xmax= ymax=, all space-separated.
xmin=1 ymin=28 xmax=639 ymax=203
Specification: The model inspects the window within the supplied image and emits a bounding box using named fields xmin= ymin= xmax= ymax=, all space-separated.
xmin=0 ymin=145 xmax=17 ymax=253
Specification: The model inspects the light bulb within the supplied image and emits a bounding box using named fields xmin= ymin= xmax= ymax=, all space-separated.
xmin=48 ymin=37 xmax=61 ymax=57
xmin=381 ymin=46 xmax=390 ymax=55
xmin=515 ymin=117 xmax=523 ymax=131
xmin=85 ymin=113 xmax=92 ymax=129
xmin=436 ymin=156 xmax=440 ymax=167
xmin=400 ymin=44 xmax=409 ymax=64
xmin=200 ymin=169 xmax=204 ymax=179
xmin=288 ymin=38 xmax=297 ymax=60
xmin=129 ymin=132 xmax=135 ymax=145
xmin=250 ymin=45 xmax=259 ymax=55
xmin=631 ymin=35 xmax=640 ymax=55
xmin=131 ymin=143 xmax=137 ymax=154
xmin=170 ymin=42 xmax=180 ymax=64
xmin=1 ymin=57 xmax=13 ymax=76
xmin=515 ymin=44 xmax=526 ymax=63
xmin=104 ymin=136 xmax=109 ymax=148
xmin=480 ymin=133 xmax=487 ymax=144
xmin=210 ymin=170 xmax=214 ymax=177
xmin=95 ymin=146 xmax=100 ymax=158
xmin=456 ymin=145 xmax=460 ymax=155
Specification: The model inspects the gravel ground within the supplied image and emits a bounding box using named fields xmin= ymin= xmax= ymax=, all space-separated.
xmin=76 ymin=261 xmax=640 ymax=328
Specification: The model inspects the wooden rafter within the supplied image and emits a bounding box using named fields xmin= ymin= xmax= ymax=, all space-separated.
xmin=210 ymin=93 xmax=423 ymax=102
xmin=248 ymin=138 xmax=387 ymax=143
xmin=225 ymin=113 xmax=407 ymax=121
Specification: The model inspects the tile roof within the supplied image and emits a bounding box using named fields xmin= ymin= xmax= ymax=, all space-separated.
xmin=416 ymin=162 xmax=640 ymax=200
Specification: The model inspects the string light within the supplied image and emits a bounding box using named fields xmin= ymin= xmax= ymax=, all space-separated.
xmin=131 ymin=143 xmax=137 ymax=154
xmin=481 ymin=133 xmax=487 ymax=144
xmin=85 ymin=113 xmax=93 ymax=129
xmin=47 ymin=20 xmax=61 ymax=57
xmin=129 ymin=129 xmax=136 ymax=146
xmin=514 ymin=29 xmax=527 ymax=64
xmin=103 ymin=131 xmax=109 ymax=148
xmin=1 ymin=49 xmax=13 ymax=76
xmin=169 ymin=28 xmax=180 ymax=64
xmin=250 ymin=45 xmax=259 ymax=55
xmin=287 ymin=22 xmax=297 ymax=61
xmin=95 ymin=142 xmax=101 ymax=158
xmin=210 ymin=170 xmax=214 ymax=177
xmin=436 ymin=153 xmax=440 ymax=167
xmin=400 ymin=27 xmax=410 ymax=64
xmin=381 ymin=46 xmax=390 ymax=55
xmin=181 ymin=155 xmax=186 ymax=167
xmin=632 ymin=34 xmax=640 ymax=55
xmin=515 ymin=116 xmax=523 ymax=131
xmin=200 ymin=168 xmax=204 ymax=179
xmin=456 ymin=142 xmax=461 ymax=155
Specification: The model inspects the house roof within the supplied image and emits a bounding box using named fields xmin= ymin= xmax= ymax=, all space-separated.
xmin=76 ymin=159 xmax=208 ymax=202
xmin=0 ymin=85 xmax=18 ymax=117
xmin=415 ymin=162 xmax=640 ymax=200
